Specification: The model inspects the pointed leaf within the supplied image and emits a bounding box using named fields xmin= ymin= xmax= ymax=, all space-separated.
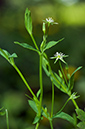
xmin=9 ymin=53 xmax=17 ymax=58
xmin=44 ymin=38 xmax=64 ymax=51
xmin=33 ymin=115 xmax=40 ymax=124
xmin=42 ymin=56 xmax=50 ymax=77
xmin=68 ymin=66 xmax=82 ymax=91
xmin=0 ymin=48 xmax=9 ymax=60
xmin=36 ymin=89 xmax=41 ymax=98
xmin=14 ymin=42 xmax=39 ymax=54
xmin=71 ymin=66 xmax=82 ymax=77
xmin=52 ymin=72 xmax=67 ymax=93
xmin=0 ymin=48 xmax=17 ymax=61
xmin=76 ymin=109 xmax=85 ymax=122
xmin=77 ymin=121 xmax=85 ymax=129
xmin=53 ymin=112 xmax=75 ymax=125
xmin=28 ymin=100 xmax=38 ymax=113
xmin=25 ymin=8 xmax=32 ymax=35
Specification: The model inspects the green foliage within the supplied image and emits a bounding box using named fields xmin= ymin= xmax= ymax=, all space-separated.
xmin=25 ymin=8 xmax=32 ymax=35
xmin=14 ymin=41 xmax=40 ymax=54
xmin=76 ymin=109 xmax=85 ymax=129
xmin=0 ymin=48 xmax=17 ymax=66
xmin=43 ymin=38 xmax=64 ymax=51
xmin=0 ymin=8 xmax=84 ymax=129
xmin=68 ymin=66 xmax=82 ymax=92
xmin=53 ymin=112 xmax=75 ymax=126
xmin=28 ymin=100 xmax=38 ymax=113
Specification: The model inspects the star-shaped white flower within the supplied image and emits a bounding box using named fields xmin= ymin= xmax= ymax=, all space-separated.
xmin=50 ymin=52 xmax=68 ymax=64
xmin=43 ymin=17 xmax=58 ymax=25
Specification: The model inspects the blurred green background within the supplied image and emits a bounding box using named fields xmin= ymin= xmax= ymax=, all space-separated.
xmin=0 ymin=0 xmax=85 ymax=129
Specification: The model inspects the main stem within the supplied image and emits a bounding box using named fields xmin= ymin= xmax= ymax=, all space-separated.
xmin=50 ymin=120 xmax=53 ymax=129
xmin=39 ymin=54 xmax=43 ymax=116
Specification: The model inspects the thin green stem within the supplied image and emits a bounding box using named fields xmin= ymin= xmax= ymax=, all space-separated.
xmin=5 ymin=109 xmax=9 ymax=129
xmin=71 ymin=99 xmax=79 ymax=109
xmin=13 ymin=64 xmax=37 ymax=100
xmin=49 ymin=120 xmax=53 ymax=129
xmin=59 ymin=61 xmax=68 ymax=85
xmin=39 ymin=54 xmax=43 ymax=116
xmin=56 ymin=98 xmax=70 ymax=115
xmin=51 ymin=82 xmax=54 ymax=118
xmin=13 ymin=63 xmax=50 ymax=119
xmin=35 ymin=122 xmax=39 ymax=129
xmin=30 ymin=34 xmax=39 ymax=51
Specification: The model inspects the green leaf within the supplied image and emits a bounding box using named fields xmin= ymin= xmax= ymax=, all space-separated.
xmin=53 ymin=112 xmax=75 ymax=125
xmin=25 ymin=8 xmax=32 ymax=35
xmin=76 ymin=109 xmax=85 ymax=122
xmin=0 ymin=48 xmax=9 ymax=60
xmin=14 ymin=42 xmax=40 ymax=54
xmin=76 ymin=109 xmax=85 ymax=129
xmin=42 ymin=56 xmax=50 ymax=77
xmin=33 ymin=115 xmax=40 ymax=124
xmin=52 ymin=72 xmax=67 ymax=93
xmin=0 ymin=48 xmax=17 ymax=63
xmin=71 ymin=66 xmax=82 ymax=77
xmin=36 ymin=89 xmax=41 ymax=98
xmin=9 ymin=53 xmax=17 ymax=58
xmin=77 ymin=121 xmax=85 ymax=129
xmin=28 ymin=100 xmax=38 ymax=113
xmin=43 ymin=38 xmax=64 ymax=51
xmin=68 ymin=66 xmax=82 ymax=91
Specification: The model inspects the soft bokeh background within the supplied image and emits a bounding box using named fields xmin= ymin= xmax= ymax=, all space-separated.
xmin=0 ymin=0 xmax=85 ymax=129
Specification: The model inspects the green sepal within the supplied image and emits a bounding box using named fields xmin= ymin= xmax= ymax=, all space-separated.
xmin=53 ymin=112 xmax=75 ymax=125
xmin=14 ymin=42 xmax=40 ymax=54
xmin=68 ymin=66 xmax=82 ymax=91
xmin=25 ymin=8 xmax=32 ymax=35
xmin=43 ymin=38 xmax=64 ymax=51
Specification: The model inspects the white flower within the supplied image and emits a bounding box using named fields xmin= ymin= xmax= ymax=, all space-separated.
xmin=46 ymin=17 xmax=54 ymax=23
xmin=50 ymin=52 xmax=68 ymax=64
xmin=43 ymin=17 xmax=58 ymax=25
